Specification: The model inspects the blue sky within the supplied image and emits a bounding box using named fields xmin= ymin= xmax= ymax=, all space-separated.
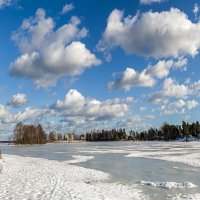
xmin=0 ymin=0 xmax=200 ymax=139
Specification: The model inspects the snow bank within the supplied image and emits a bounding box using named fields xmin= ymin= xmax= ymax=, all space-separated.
xmin=140 ymin=181 xmax=197 ymax=189
xmin=176 ymin=137 xmax=200 ymax=142
xmin=0 ymin=154 xmax=146 ymax=200
xmin=158 ymin=153 xmax=200 ymax=168
xmin=169 ymin=193 xmax=200 ymax=200
xmin=65 ymin=155 xmax=94 ymax=164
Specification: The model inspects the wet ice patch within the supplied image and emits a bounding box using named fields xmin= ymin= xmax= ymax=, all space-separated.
xmin=80 ymin=149 xmax=131 ymax=154
xmin=140 ymin=181 xmax=197 ymax=189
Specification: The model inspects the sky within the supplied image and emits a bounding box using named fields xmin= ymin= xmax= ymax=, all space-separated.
xmin=0 ymin=0 xmax=200 ymax=139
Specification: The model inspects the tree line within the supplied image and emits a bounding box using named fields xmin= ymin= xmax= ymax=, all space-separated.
xmin=48 ymin=131 xmax=62 ymax=142
xmin=13 ymin=122 xmax=47 ymax=144
xmin=86 ymin=121 xmax=200 ymax=142
xmin=12 ymin=121 xmax=200 ymax=144
xmin=86 ymin=128 xmax=127 ymax=141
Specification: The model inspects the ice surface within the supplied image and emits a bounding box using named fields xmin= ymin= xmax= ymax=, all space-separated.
xmin=124 ymin=142 xmax=200 ymax=168
xmin=1 ymin=141 xmax=200 ymax=199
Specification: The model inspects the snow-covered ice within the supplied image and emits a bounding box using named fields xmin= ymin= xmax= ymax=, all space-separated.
xmin=0 ymin=154 xmax=146 ymax=200
xmin=124 ymin=142 xmax=200 ymax=168
xmin=1 ymin=141 xmax=200 ymax=199
xmin=167 ymin=193 xmax=200 ymax=200
xmin=140 ymin=181 xmax=197 ymax=189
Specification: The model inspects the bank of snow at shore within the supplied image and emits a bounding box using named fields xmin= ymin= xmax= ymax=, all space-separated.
xmin=0 ymin=154 xmax=146 ymax=200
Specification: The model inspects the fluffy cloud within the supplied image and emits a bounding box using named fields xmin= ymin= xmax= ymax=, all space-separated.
xmin=108 ymin=58 xmax=187 ymax=91
xmin=140 ymin=0 xmax=164 ymax=4
xmin=116 ymin=115 xmax=154 ymax=130
xmin=155 ymin=100 xmax=199 ymax=115
xmin=0 ymin=105 xmax=43 ymax=124
xmin=10 ymin=9 xmax=101 ymax=88
xmin=191 ymin=80 xmax=200 ymax=91
xmin=61 ymin=3 xmax=74 ymax=14
xmin=108 ymin=67 xmax=156 ymax=91
xmin=7 ymin=93 xmax=28 ymax=107
xmin=147 ymin=58 xmax=187 ymax=79
xmin=0 ymin=89 xmax=138 ymax=133
xmin=193 ymin=3 xmax=199 ymax=20
xmin=55 ymin=89 xmax=85 ymax=112
xmin=150 ymin=78 xmax=191 ymax=103
xmin=146 ymin=60 xmax=174 ymax=79
xmin=190 ymin=80 xmax=200 ymax=97
xmin=14 ymin=108 xmax=42 ymax=122
xmin=98 ymin=8 xmax=200 ymax=59
xmin=150 ymin=77 xmax=200 ymax=103
xmin=0 ymin=123 xmax=15 ymax=139
xmin=0 ymin=105 xmax=13 ymax=123
xmin=0 ymin=0 xmax=12 ymax=9
xmin=52 ymin=89 xmax=136 ymax=124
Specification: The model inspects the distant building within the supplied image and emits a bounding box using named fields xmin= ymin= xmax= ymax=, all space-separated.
xmin=64 ymin=133 xmax=75 ymax=141
xmin=80 ymin=135 xmax=86 ymax=141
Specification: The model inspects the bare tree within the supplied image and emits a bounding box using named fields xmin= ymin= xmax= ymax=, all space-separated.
xmin=13 ymin=123 xmax=46 ymax=145
xmin=49 ymin=132 xmax=56 ymax=142
xmin=57 ymin=133 xmax=62 ymax=141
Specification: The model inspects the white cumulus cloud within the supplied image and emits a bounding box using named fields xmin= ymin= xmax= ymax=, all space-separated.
xmin=7 ymin=93 xmax=28 ymax=107
xmin=193 ymin=3 xmax=199 ymax=20
xmin=0 ymin=105 xmax=13 ymax=123
xmin=108 ymin=67 xmax=156 ymax=91
xmin=108 ymin=58 xmax=187 ymax=91
xmin=10 ymin=9 xmax=101 ymax=89
xmin=155 ymin=100 xmax=199 ymax=115
xmin=150 ymin=78 xmax=191 ymax=103
xmin=61 ymin=3 xmax=74 ymax=14
xmin=52 ymin=89 xmax=136 ymax=123
xmin=0 ymin=105 xmax=44 ymax=124
xmin=116 ymin=115 xmax=154 ymax=130
xmin=98 ymin=8 xmax=200 ymax=59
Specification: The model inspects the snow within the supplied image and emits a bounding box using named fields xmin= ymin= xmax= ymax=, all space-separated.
xmin=1 ymin=142 xmax=200 ymax=199
xmin=125 ymin=151 xmax=200 ymax=168
xmin=176 ymin=137 xmax=199 ymax=142
xmin=140 ymin=181 xmax=197 ymax=189
xmin=0 ymin=154 xmax=146 ymax=200
xmin=168 ymin=193 xmax=200 ymax=200
xmin=66 ymin=155 xmax=94 ymax=164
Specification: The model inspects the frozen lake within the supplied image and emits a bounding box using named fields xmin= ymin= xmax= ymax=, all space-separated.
xmin=1 ymin=141 xmax=200 ymax=199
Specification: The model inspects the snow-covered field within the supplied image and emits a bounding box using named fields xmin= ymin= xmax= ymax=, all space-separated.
xmin=1 ymin=141 xmax=200 ymax=200
xmin=0 ymin=154 xmax=145 ymax=200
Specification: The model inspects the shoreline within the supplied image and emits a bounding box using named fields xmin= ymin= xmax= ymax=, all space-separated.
xmin=1 ymin=139 xmax=200 ymax=146
xmin=47 ymin=140 xmax=86 ymax=143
